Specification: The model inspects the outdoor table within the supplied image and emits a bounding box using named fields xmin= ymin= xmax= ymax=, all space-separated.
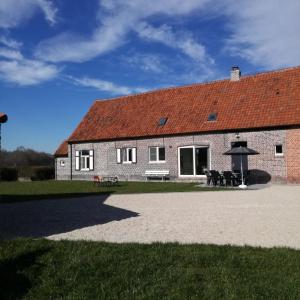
xmin=100 ymin=176 xmax=118 ymax=186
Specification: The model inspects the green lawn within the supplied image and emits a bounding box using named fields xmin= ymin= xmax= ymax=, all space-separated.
xmin=0 ymin=239 xmax=299 ymax=299
xmin=0 ymin=180 xmax=229 ymax=202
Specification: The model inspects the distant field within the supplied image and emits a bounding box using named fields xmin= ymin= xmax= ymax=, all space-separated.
xmin=0 ymin=239 xmax=299 ymax=299
xmin=0 ymin=180 xmax=229 ymax=202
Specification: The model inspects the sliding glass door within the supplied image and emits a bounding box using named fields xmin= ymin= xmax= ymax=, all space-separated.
xmin=180 ymin=148 xmax=194 ymax=175
xmin=179 ymin=146 xmax=209 ymax=176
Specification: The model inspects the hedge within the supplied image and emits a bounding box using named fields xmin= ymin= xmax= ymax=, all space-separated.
xmin=0 ymin=167 xmax=18 ymax=181
xmin=31 ymin=167 xmax=55 ymax=181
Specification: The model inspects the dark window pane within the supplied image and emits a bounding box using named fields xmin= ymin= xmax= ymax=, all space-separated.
xmin=123 ymin=148 xmax=127 ymax=161
xmin=158 ymin=117 xmax=168 ymax=126
xmin=81 ymin=150 xmax=89 ymax=155
xmin=149 ymin=147 xmax=157 ymax=161
xmin=276 ymin=145 xmax=283 ymax=154
xmin=159 ymin=147 xmax=165 ymax=161
xmin=128 ymin=149 xmax=132 ymax=161
xmin=207 ymin=112 xmax=217 ymax=121
xmin=195 ymin=148 xmax=208 ymax=175
xmin=180 ymin=148 xmax=194 ymax=175
xmin=87 ymin=157 xmax=90 ymax=169
xmin=80 ymin=157 xmax=84 ymax=169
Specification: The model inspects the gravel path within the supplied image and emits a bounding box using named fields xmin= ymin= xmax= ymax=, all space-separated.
xmin=1 ymin=185 xmax=300 ymax=249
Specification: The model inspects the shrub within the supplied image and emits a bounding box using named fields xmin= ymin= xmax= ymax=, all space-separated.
xmin=31 ymin=166 xmax=55 ymax=181
xmin=0 ymin=167 xmax=18 ymax=181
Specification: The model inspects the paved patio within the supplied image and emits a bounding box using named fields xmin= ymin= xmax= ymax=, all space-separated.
xmin=1 ymin=185 xmax=299 ymax=249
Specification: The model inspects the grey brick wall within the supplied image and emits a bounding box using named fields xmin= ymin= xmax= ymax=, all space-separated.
xmin=55 ymin=157 xmax=70 ymax=180
xmin=56 ymin=129 xmax=287 ymax=182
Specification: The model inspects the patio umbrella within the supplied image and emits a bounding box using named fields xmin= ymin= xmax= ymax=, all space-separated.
xmin=223 ymin=146 xmax=259 ymax=189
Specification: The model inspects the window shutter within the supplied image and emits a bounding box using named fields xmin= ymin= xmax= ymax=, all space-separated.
xmin=116 ymin=148 xmax=122 ymax=163
xmin=89 ymin=150 xmax=94 ymax=170
xmin=132 ymin=148 xmax=137 ymax=163
xmin=75 ymin=151 xmax=80 ymax=170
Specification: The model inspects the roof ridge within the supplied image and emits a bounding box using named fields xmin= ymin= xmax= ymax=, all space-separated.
xmin=94 ymin=65 xmax=300 ymax=104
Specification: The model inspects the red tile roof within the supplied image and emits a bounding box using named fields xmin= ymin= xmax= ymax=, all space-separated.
xmin=54 ymin=140 xmax=68 ymax=157
xmin=56 ymin=66 xmax=300 ymax=155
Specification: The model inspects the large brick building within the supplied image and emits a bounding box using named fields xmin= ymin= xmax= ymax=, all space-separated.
xmin=55 ymin=66 xmax=300 ymax=183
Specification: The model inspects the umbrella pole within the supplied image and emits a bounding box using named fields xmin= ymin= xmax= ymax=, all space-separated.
xmin=239 ymin=154 xmax=247 ymax=189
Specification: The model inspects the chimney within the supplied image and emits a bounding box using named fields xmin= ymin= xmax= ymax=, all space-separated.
xmin=231 ymin=66 xmax=241 ymax=81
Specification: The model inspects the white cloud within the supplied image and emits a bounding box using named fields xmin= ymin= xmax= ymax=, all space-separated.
xmin=0 ymin=36 xmax=22 ymax=49
xmin=0 ymin=0 xmax=57 ymax=28
xmin=0 ymin=37 xmax=59 ymax=86
xmin=135 ymin=22 xmax=214 ymax=64
xmin=223 ymin=0 xmax=300 ymax=68
xmin=35 ymin=0 xmax=212 ymax=64
xmin=0 ymin=47 xmax=23 ymax=60
xmin=66 ymin=75 xmax=147 ymax=95
xmin=0 ymin=58 xmax=59 ymax=85
xmin=35 ymin=21 xmax=128 ymax=63
xmin=124 ymin=53 xmax=166 ymax=73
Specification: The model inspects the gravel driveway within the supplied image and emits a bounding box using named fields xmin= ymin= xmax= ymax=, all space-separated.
xmin=1 ymin=185 xmax=299 ymax=249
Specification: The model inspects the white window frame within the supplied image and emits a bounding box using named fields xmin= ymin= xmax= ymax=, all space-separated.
xmin=120 ymin=147 xmax=137 ymax=164
xmin=178 ymin=145 xmax=210 ymax=178
xmin=149 ymin=146 xmax=166 ymax=163
xmin=60 ymin=160 xmax=65 ymax=167
xmin=123 ymin=148 xmax=133 ymax=164
xmin=80 ymin=150 xmax=91 ymax=171
xmin=275 ymin=144 xmax=284 ymax=157
xmin=76 ymin=150 xmax=94 ymax=171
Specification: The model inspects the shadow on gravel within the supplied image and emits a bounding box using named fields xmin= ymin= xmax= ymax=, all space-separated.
xmin=0 ymin=194 xmax=139 ymax=239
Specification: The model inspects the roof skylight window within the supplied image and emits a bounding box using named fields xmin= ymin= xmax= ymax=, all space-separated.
xmin=158 ymin=117 xmax=168 ymax=126
xmin=207 ymin=112 xmax=217 ymax=122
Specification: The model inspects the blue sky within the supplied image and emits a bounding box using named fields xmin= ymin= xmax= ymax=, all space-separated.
xmin=1 ymin=0 xmax=300 ymax=153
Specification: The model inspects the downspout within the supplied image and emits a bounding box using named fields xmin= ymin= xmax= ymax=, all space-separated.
xmin=70 ymin=143 xmax=73 ymax=181
xmin=55 ymin=156 xmax=57 ymax=180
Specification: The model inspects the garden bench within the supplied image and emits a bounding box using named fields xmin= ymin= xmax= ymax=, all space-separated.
xmin=144 ymin=170 xmax=170 ymax=181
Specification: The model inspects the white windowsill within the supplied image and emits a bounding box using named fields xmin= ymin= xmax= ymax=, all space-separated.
xmin=122 ymin=161 xmax=133 ymax=164
xmin=149 ymin=161 xmax=166 ymax=164
xmin=179 ymin=175 xmax=207 ymax=178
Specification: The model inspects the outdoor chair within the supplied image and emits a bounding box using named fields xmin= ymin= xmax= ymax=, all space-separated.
xmin=204 ymin=170 xmax=212 ymax=185
xmin=223 ymin=171 xmax=235 ymax=186
xmin=209 ymin=170 xmax=222 ymax=186
xmin=93 ymin=175 xmax=102 ymax=186
xmin=232 ymin=171 xmax=251 ymax=186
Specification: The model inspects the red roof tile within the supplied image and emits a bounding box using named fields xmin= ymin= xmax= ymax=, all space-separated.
xmin=55 ymin=66 xmax=300 ymax=157
xmin=68 ymin=66 xmax=300 ymax=143
xmin=54 ymin=140 xmax=68 ymax=157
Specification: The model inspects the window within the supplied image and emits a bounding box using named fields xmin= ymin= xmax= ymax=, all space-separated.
xmin=207 ymin=112 xmax=217 ymax=121
xmin=116 ymin=148 xmax=137 ymax=164
xmin=60 ymin=160 xmax=65 ymax=167
xmin=75 ymin=150 xmax=94 ymax=171
xmin=178 ymin=146 xmax=209 ymax=176
xmin=158 ymin=117 xmax=168 ymax=126
xmin=123 ymin=148 xmax=132 ymax=163
xmin=275 ymin=144 xmax=283 ymax=157
xmin=149 ymin=146 xmax=165 ymax=163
